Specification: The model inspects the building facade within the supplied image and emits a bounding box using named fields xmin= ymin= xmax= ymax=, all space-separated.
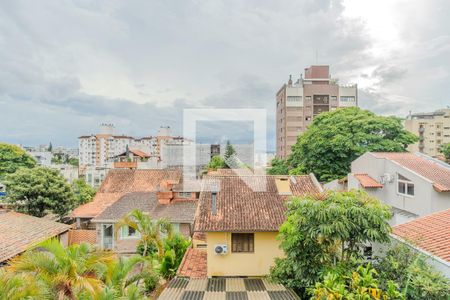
xmin=347 ymin=152 xmax=450 ymax=225
xmin=78 ymin=124 xmax=186 ymax=168
xmin=404 ymin=108 xmax=450 ymax=157
xmin=276 ymin=65 xmax=358 ymax=158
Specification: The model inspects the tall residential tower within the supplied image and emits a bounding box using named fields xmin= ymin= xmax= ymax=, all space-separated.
xmin=276 ymin=65 xmax=358 ymax=158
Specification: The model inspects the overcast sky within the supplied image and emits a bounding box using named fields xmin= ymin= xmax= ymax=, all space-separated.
xmin=1 ymin=0 xmax=449 ymax=150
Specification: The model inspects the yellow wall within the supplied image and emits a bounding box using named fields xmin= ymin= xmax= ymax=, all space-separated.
xmin=207 ymin=231 xmax=283 ymax=277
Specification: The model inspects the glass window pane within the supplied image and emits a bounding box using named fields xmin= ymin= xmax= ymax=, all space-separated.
xmin=407 ymin=183 xmax=415 ymax=196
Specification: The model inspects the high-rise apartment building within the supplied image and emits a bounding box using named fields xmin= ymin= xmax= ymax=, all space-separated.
xmin=404 ymin=108 xmax=450 ymax=157
xmin=276 ymin=65 xmax=358 ymax=158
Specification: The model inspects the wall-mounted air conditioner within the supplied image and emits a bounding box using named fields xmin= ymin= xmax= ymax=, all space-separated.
xmin=214 ymin=244 xmax=228 ymax=255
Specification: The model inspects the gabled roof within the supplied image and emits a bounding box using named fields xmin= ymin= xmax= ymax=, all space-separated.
xmin=353 ymin=174 xmax=383 ymax=188
xmin=92 ymin=192 xmax=197 ymax=223
xmin=392 ymin=208 xmax=450 ymax=263
xmin=115 ymin=149 xmax=150 ymax=158
xmin=370 ymin=152 xmax=450 ymax=192
xmin=194 ymin=175 xmax=322 ymax=232
xmin=72 ymin=169 xmax=182 ymax=218
xmin=0 ymin=212 xmax=70 ymax=262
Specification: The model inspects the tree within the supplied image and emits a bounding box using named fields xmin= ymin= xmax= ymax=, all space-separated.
xmin=267 ymin=157 xmax=289 ymax=175
xmin=224 ymin=141 xmax=236 ymax=162
xmin=0 ymin=270 xmax=48 ymax=300
xmin=6 ymin=239 xmax=115 ymax=300
xmin=375 ymin=243 xmax=450 ymax=300
xmin=4 ymin=167 xmax=76 ymax=218
xmin=288 ymin=107 xmax=418 ymax=182
xmin=206 ymin=155 xmax=226 ymax=171
xmin=439 ymin=143 xmax=450 ymax=162
xmin=72 ymin=178 xmax=96 ymax=205
xmin=270 ymin=190 xmax=392 ymax=297
xmin=312 ymin=264 xmax=404 ymax=300
xmin=116 ymin=209 xmax=173 ymax=259
xmin=48 ymin=142 xmax=53 ymax=152
xmin=0 ymin=143 xmax=36 ymax=179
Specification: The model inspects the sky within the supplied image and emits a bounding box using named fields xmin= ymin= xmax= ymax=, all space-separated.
xmin=1 ymin=0 xmax=449 ymax=150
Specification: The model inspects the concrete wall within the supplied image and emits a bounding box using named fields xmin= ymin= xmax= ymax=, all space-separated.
xmin=206 ymin=231 xmax=283 ymax=277
xmin=349 ymin=153 xmax=450 ymax=225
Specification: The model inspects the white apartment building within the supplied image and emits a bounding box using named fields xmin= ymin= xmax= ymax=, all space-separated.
xmin=404 ymin=108 xmax=450 ymax=157
xmin=78 ymin=124 xmax=185 ymax=168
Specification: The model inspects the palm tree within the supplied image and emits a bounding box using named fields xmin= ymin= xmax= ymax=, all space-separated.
xmin=115 ymin=209 xmax=173 ymax=259
xmin=6 ymin=239 xmax=115 ymax=300
xmin=104 ymin=255 xmax=154 ymax=295
xmin=0 ymin=270 xmax=49 ymax=300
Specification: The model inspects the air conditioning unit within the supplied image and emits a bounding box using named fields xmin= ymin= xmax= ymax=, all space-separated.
xmin=214 ymin=244 xmax=228 ymax=255
xmin=380 ymin=173 xmax=394 ymax=184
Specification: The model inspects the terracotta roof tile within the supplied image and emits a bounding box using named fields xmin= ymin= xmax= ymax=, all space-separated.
xmin=72 ymin=169 xmax=182 ymax=218
xmin=68 ymin=229 xmax=96 ymax=245
xmin=392 ymin=208 xmax=450 ymax=262
xmin=177 ymin=248 xmax=207 ymax=278
xmin=353 ymin=174 xmax=383 ymax=188
xmin=371 ymin=152 xmax=450 ymax=192
xmin=194 ymin=175 xmax=322 ymax=232
xmin=91 ymin=192 xmax=197 ymax=223
xmin=0 ymin=212 xmax=70 ymax=262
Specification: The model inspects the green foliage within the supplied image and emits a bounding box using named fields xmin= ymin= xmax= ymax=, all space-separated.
xmin=0 ymin=143 xmax=36 ymax=179
xmin=1 ymin=239 xmax=154 ymax=299
xmin=375 ymin=244 xmax=450 ymax=300
xmin=4 ymin=166 xmax=76 ymax=218
xmin=288 ymin=107 xmax=418 ymax=181
xmin=159 ymin=234 xmax=191 ymax=279
xmin=48 ymin=142 xmax=52 ymax=152
xmin=5 ymin=239 xmax=115 ymax=299
xmin=439 ymin=143 xmax=450 ymax=161
xmin=206 ymin=155 xmax=226 ymax=170
xmin=312 ymin=263 xmax=404 ymax=300
xmin=224 ymin=140 xmax=236 ymax=161
xmin=51 ymin=153 xmax=79 ymax=166
xmin=143 ymin=271 xmax=160 ymax=294
xmin=270 ymin=190 xmax=392 ymax=296
xmin=72 ymin=178 xmax=96 ymax=205
xmin=267 ymin=157 xmax=290 ymax=175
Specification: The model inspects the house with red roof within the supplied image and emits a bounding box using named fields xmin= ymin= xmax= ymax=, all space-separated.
xmin=71 ymin=168 xmax=199 ymax=254
xmin=179 ymin=174 xmax=323 ymax=278
xmin=390 ymin=208 xmax=450 ymax=278
xmin=348 ymin=152 xmax=450 ymax=225
xmin=0 ymin=211 xmax=71 ymax=264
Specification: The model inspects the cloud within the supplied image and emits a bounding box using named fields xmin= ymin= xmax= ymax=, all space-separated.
xmin=0 ymin=0 xmax=449 ymax=150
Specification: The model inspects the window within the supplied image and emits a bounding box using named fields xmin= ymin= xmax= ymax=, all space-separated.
xmin=397 ymin=174 xmax=414 ymax=196
xmin=120 ymin=226 xmax=140 ymax=239
xmin=178 ymin=192 xmax=191 ymax=198
xmin=340 ymin=96 xmax=356 ymax=102
xmin=287 ymin=96 xmax=301 ymax=102
xmin=232 ymin=233 xmax=254 ymax=253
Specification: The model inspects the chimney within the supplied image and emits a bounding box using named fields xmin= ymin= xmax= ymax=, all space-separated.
xmin=157 ymin=180 xmax=175 ymax=204
xmin=211 ymin=192 xmax=217 ymax=215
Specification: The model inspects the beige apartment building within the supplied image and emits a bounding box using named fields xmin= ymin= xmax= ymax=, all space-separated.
xmin=404 ymin=108 xmax=450 ymax=157
xmin=276 ymin=65 xmax=358 ymax=158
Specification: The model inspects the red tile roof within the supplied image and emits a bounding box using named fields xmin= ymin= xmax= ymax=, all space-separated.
xmin=354 ymin=174 xmax=383 ymax=188
xmin=72 ymin=169 xmax=182 ymax=218
xmin=177 ymin=248 xmax=207 ymax=278
xmin=194 ymin=175 xmax=322 ymax=232
xmin=0 ymin=212 xmax=70 ymax=262
xmin=392 ymin=208 xmax=450 ymax=262
xmin=371 ymin=152 xmax=450 ymax=192
xmin=68 ymin=229 xmax=96 ymax=245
